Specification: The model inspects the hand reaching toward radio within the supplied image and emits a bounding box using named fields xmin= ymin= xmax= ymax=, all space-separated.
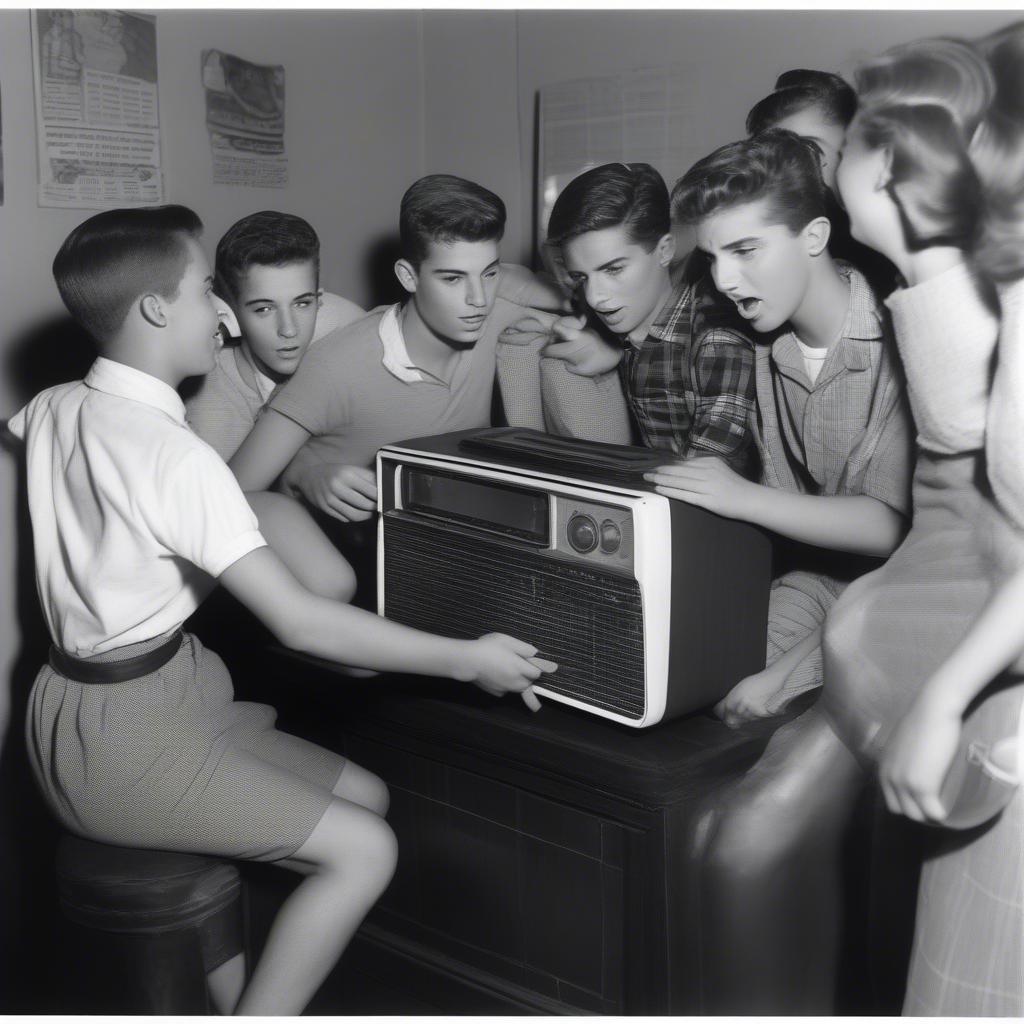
xmin=543 ymin=315 xmax=624 ymax=377
xmin=292 ymin=462 xmax=378 ymax=522
xmin=714 ymin=665 xmax=790 ymax=728
xmin=644 ymin=455 xmax=756 ymax=520
xmin=456 ymin=633 xmax=558 ymax=712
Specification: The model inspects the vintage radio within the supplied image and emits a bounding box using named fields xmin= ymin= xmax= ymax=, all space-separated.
xmin=377 ymin=428 xmax=772 ymax=728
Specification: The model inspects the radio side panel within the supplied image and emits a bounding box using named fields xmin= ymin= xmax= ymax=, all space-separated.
xmin=663 ymin=503 xmax=772 ymax=720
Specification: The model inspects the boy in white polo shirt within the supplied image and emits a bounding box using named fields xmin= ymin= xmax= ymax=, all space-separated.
xmin=9 ymin=205 xmax=554 ymax=1016
xmin=230 ymin=174 xmax=540 ymax=522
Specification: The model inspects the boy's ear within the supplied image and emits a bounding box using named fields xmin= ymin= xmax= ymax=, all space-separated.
xmin=394 ymin=258 xmax=418 ymax=295
xmin=803 ymin=216 xmax=832 ymax=258
xmin=139 ymin=293 xmax=167 ymax=328
xmin=655 ymin=232 xmax=676 ymax=268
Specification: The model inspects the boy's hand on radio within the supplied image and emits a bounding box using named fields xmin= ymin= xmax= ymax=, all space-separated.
xmin=459 ymin=633 xmax=557 ymax=710
xmin=296 ymin=463 xmax=378 ymax=522
xmin=714 ymin=667 xmax=788 ymax=729
xmin=644 ymin=456 xmax=755 ymax=520
xmin=543 ymin=316 xmax=623 ymax=377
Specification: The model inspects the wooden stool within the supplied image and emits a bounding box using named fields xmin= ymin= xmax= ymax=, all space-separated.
xmin=55 ymin=834 xmax=245 ymax=1013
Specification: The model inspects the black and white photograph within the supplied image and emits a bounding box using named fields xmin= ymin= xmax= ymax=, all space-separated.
xmin=1 ymin=2 xmax=1022 ymax=1016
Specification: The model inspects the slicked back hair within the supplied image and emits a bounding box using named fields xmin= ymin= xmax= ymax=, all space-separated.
xmin=52 ymin=205 xmax=203 ymax=344
xmin=671 ymin=129 xmax=827 ymax=235
xmin=746 ymin=68 xmax=857 ymax=136
xmin=399 ymin=174 xmax=506 ymax=269
xmin=215 ymin=211 xmax=320 ymax=300
xmin=547 ymin=162 xmax=670 ymax=252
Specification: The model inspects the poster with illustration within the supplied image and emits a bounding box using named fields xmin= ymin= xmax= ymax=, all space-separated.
xmin=202 ymin=49 xmax=287 ymax=188
xmin=31 ymin=10 xmax=162 ymax=208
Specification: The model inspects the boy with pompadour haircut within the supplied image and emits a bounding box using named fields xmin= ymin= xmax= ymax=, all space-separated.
xmin=534 ymin=162 xmax=758 ymax=470
xmin=230 ymin=174 xmax=551 ymax=523
xmin=652 ymin=129 xmax=914 ymax=725
xmin=8 ymin=204 xmax=555 ymax=1016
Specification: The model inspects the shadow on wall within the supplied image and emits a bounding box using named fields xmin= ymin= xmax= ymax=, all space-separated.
xmin=2 ymin=313 xmax=96 ymax=1011
xmin=362 ymin=232 xmax=405 ymax=308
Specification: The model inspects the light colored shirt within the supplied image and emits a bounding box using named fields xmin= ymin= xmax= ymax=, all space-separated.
xmin=188 ymin=291 xmax=367 ymax=461
xmin=270 ymin=296 xmax=529 ymax=477
xmin=8 ymin=357 xmax=266 ymax=656
xmin=795 ymin=336 xmax=828 ymax=384
xmin=753 ymin=263 xmax=914 ymax=515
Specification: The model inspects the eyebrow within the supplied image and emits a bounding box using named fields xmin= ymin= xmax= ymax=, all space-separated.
xmin=568 ymin=256 xmax=628 ymax=275
xmin=431 ymin=259 xmax=501 ymax=276
xmin=243 ymin=291 xmax=318 ymax=307
xmin=722 ymin=236 xmax=763 ymax=250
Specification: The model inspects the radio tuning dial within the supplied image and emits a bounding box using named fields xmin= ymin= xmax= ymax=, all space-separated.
xmin=600 ymin=519 xmax=622 ymax=553
xmin=567 ymin=512 xmax=599 ymax=553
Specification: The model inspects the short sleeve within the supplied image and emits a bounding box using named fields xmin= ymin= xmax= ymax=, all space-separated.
xmin=156 ymin=444 xmax=266 ymax=577
xmin=269 ymin=340 xmax=349 ymax=436
xmin=858 ymin=390 xmax=915 ymax=517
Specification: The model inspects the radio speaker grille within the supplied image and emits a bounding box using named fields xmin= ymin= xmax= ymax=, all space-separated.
xmin=383 ymin=515 xmax=646 ymax=719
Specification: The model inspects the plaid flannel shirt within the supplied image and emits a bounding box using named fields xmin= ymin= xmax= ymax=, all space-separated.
xmin=617 ymin=276 xmax=756 ymax=473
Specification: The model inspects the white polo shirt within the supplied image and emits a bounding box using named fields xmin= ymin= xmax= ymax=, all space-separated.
xmin=8 ymin=358 xmax=267 ymax=656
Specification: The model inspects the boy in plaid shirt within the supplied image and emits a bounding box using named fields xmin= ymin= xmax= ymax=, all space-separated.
xmin=652 ymin=129 xmax=914 ymax=725
xmin=524 ymin=162 xmax=757 ymax=471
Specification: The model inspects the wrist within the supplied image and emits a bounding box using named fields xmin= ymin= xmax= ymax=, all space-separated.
xmin=445 ymin=639 xmax=477 ymax=684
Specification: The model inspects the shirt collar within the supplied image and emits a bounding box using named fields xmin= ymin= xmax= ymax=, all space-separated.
xmin=641 ymin=279 xmax=693 ymax=345
xmin=771 ymin=262 xmax=881 ymax=374
xmin=85 ymin=357 xmax=187 ymax=423
xmin=378 ymin=304 xmax=426 ymax=383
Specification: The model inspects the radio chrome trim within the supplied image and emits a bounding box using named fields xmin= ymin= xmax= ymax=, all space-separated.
xmin=376 ymin=446 xmax=672 ymax=728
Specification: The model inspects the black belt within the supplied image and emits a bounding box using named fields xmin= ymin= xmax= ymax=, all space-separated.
xmin=49 ymin=631 xmax=185 ymax=684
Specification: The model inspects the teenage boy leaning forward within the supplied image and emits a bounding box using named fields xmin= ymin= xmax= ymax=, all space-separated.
xmin=184 ymin=210 xmax=365 ymax=462
xmin=520 ymin=162 xmax=759 ymax=472
xmin=649 ymin=129 xmax=915 ymax=725
xmin=229 ymin=174 xmax=552 ymax=525
xmin=8 ymin=205 xmax=554 ymax=1016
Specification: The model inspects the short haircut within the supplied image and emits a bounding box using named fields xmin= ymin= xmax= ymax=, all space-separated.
xmin=746 ymin=69 xmax=858 ymax=136
xmin=671 ymin=129 xmax=827 ymax=234
xmin=52 ymin=204 xmax=203 ymax=344
xmin=399 ymin=174 xmax=506 ymax=268
xmin=547 ymin=162 xmax=670 ymax=251
xmin=215 ymin=210 xmax=320 ymax=300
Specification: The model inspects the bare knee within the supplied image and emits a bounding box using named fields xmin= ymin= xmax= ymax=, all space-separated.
xmin=334 ymin=762 xmax=391 ymax=817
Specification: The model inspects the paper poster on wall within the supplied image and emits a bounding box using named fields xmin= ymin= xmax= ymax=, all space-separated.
xmin=31 ymin=10 xmax=163 ymax=209
xmin=538 ymin=66 xmax=706 ymax=247
xmin=202 ymin=49 xmax=287 ymax=189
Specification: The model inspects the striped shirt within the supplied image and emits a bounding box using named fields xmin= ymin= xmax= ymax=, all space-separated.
xmin=618 ymin=275 xmax=756 ymax=473
xmin=754 ymin=262 xmax=914 ymax=515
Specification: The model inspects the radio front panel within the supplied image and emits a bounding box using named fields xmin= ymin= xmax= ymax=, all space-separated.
xmin=383 ymin=513 xmax=647 ymax=719
xmin=377 ymin=450 xmax=673 ymax=727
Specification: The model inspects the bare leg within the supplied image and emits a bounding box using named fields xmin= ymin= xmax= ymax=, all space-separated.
xmin=696 ymin=706 xmax=865 ymax=1014
xmin=233 ymin=798 xmax=398 ymax=1015
xmin=332 ymin=759 xmax=390 ymax=817
xmin=207 ymin=952 xmax=246 ymax=1015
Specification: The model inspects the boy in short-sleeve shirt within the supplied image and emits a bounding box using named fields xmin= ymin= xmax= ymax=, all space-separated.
xmin=9 ymin=204 xmax=554 ymax=1016
xmin=652 ymin=130 xmax=913 ymax=726
xmin=231 ymin=175 xmax=544 ymax=525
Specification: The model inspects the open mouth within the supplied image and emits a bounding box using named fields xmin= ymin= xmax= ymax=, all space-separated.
xmin=596 ymin=307 xmax=624 ymax=324
xmin=735 ymin=297 xmax=763 ymax=320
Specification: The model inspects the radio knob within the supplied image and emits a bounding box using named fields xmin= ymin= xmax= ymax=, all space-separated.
xmin=567 ymin=513 xmax=599 ymax=553
xmin=600 ymin=519 xmax=622 ymax=553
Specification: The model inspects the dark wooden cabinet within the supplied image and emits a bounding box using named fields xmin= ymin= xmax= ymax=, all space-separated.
xmin=260 ymin=650 xmax=793 ymax=1014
